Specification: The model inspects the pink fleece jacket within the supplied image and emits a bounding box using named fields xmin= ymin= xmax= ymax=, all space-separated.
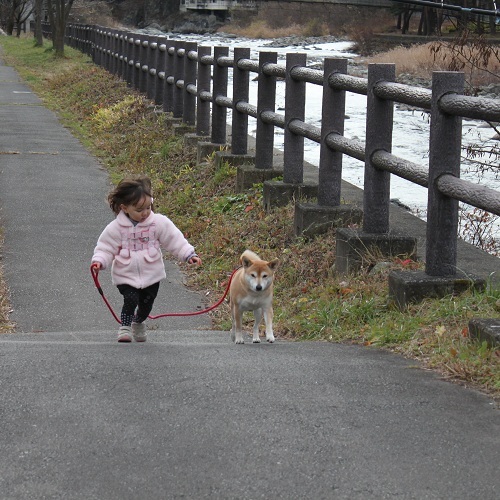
xmin=92 ymin=211 xmax=196 ymax=289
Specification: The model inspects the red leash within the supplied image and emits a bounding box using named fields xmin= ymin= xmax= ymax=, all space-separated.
xmin=90 ymin=264 xmax=237 ymax=324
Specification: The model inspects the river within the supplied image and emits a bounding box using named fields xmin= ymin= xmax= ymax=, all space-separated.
xmin=160 ymin=31 xmax=499 ymax=239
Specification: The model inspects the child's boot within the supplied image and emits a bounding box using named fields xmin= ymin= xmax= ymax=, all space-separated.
xmin=132 ymin=322 xmax=147 ymax=342
xmin=117 ymin=325 xmax=132 ymax=342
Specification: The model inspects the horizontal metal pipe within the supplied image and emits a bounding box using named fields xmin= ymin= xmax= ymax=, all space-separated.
xmin=436 ymin=174 xmax=500 ymax=217
xmin=262 ymin=62 xmax=286 ymax=79
xmin=200 ymin=55 xmax=214 ymax=65
xmin=236 ymin=58 xmax=259 ymax=73
xmin=260 ymin=110 xmax=285 ymax=128
xmin=325 ymin=133 xmax=365 ymax=162
xmin=371 ymin=149 xmax=429 ymax=188
xmin=290 ymin=66 xmax=323 ymax=85
xmin=439 ymin=93 xmax=500 ymax=122
xmin=235 ymin=101 xmax=258 ymax=118
xmin=288 ymin=119 xmax=321 ymax=143
xmin=199 ymin=90 xmax=212 ymax=102
xmin=329 ymin=73 xmax=368 ymax=95
xmin=215 ymin=95 xmax=233 ymax=108
xmin=374 ymin=81 xmax=432 ymax=110
xmin=217 ymin=56 xmax=234 ymax=68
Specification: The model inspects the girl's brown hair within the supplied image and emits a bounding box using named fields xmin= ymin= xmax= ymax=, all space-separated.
xmin=108 ymin=176 xmax=153 ymax=215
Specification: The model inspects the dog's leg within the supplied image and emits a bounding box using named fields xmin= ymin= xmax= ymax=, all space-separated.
xmin=263 ymin=306 xmax=275 ymax=343
xmin=232 ymin=305 xmax=245 ymax=344
xmin=252 ymin=308 xmax=263 ymax=343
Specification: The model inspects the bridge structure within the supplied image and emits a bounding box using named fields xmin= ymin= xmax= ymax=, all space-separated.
xmin=180 ymin=0 xmax=499 ymax=14
xmin=179 ymin=0 xmax=499 ymax=35
xmin=179 ymin=0 xmax=395 ymax=15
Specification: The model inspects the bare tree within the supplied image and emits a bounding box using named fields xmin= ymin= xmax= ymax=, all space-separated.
xmin=1 ymin=0 xmax=33 ymax=36
xmin=46 ymin=0 xmax=75 ymax=56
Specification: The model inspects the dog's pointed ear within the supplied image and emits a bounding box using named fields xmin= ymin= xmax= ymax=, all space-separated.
xmin=268 ymin=258 xmax=279 ymax=270
xmin=241 ymin=255 xmax=253 ymax=268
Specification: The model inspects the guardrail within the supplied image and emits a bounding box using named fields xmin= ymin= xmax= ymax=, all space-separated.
xmin=43 ymin=23 xmax=500 ymax=318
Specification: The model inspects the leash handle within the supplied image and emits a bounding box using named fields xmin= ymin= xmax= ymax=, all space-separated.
xmin=90 ymin=264 xmax=237 ymax=324
xmin=91 ymin=265 xmax=122 ymax=324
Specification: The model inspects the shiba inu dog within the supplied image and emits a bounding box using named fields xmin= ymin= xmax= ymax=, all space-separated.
xmin=229 ymin=250 xmax=279 ymax=344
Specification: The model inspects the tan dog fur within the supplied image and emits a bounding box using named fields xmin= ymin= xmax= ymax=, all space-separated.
xmin=229 ymin=250 xmax=279 ymax=344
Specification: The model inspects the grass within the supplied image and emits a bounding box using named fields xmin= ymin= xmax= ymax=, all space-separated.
xmin=0 ymin=35 xmax=499 ymax=400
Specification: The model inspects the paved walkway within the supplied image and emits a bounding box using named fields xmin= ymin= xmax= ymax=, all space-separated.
xmin=0 ymin=54 xmax=499 ymax=499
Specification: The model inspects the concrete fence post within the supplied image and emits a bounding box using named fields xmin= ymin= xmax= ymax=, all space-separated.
xmin=183 ymin=41 xmax=198 ymax=126
xmin=294 ymin=58 xmax=363 ymax=237
xmin=119 ymin=32 xmax=127 ymax=81
xmin=255 ymin=51 xmax=277 ymax=169
xmin=106 ymin=31 xmax=113 ymax=73
xmin=91 ymin=28 xmax=99 ymax=65
xmin=284 ymin=53 xmax=307 ymax=185
xmin=262 ymin=52 xmax=317 ymax=212
xmin=128 ymin=36 xmax=135 ymax=87
xmin=232 ymin=47 xmax=250 ymax=155
xmin=363 ymin=63 xmax=395 ymax=234
xmin=426 ymin=71 xmax=464 ymax=276
xmin=163 ymin=43 xmax=175 ymax=113
xmin=155 ymin=37 xmax=167 ymax=106
xmin=335 ymin=63 xmax=416 ymax=274
xmin=103 ymin=31 xmax=110 ymax=72
xmin=318 ymin=58 xmax=347 ymax=207
xmin=237 ymin=51 xmax=282 ymax=194
xmin=211 ymin=46 xmax=229 ymax=144
xmin=133 ymin=37 xmax=141 ymax=91
xmin=111 ymin=30 xmax=118 ymax=76
xmin=196 ymin=46 xmax=211 ymax=137
xmin=146 ymin=37 xmax=158 ymax=100
xmin=139 ymin=38 xmax=148 ymax=95
xmin=388 ymin=71 xmax=485 ymax=307
xmin=173 ymin=41 xmax=185 ymax=119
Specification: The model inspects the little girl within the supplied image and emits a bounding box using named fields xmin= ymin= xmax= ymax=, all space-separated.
xmin=91 ymin=176 xmax=202 ymax=342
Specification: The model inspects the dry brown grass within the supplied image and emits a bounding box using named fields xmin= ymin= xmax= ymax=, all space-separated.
xmin=0 ymin=231 xmax=14 ymax=333
xmin=366 ymin=42 xmax=448 ymax=76
xmin=219 ymin=20 xmax=318 ymax=39
xmin=366 ymin=41 xmax=500 ymax=86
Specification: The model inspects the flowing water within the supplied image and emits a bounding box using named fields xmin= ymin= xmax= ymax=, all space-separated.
xmin=165 ymin=32 xmax=499 ymax=237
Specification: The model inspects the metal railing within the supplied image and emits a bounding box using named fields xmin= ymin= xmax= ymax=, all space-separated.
xmin=50 ymin=24 xmax=500 ymax=284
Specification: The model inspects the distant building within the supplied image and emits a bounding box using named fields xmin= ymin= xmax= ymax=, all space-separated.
xmin=179 ymin=0 xmax=257 ymax=15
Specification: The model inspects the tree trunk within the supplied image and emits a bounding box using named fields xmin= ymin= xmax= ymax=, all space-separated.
xmin=46 ymin=0 xmax=75 ymax=57
xmin=34 ymin=0 xmax=43 ymax=46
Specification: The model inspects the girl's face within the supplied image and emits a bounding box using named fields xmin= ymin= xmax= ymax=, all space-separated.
xmin=121 ymin=195 xmax=152 ymax=223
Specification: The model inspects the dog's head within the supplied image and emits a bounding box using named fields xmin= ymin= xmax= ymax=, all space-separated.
xmin=241 ymin=251 xmax=279 ymax=293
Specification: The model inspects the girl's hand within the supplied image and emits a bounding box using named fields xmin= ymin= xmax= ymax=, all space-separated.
xmin=91 ymin=262 xmax=102 ymax=270
xmin=188 ymin=256 xmax=202 ymax=266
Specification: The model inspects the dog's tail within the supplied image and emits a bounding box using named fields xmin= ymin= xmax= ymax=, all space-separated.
xmin=240 ymin=249 xmax=261 ymax=264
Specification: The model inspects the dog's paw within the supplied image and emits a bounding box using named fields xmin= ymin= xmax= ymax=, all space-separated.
xmin=235 ymin=338 xmax=245 ymax=344
xmin=266 ymin=334 xmax=275 ymax=343
xmin=252 ymin=337 xmax=261 ymax=343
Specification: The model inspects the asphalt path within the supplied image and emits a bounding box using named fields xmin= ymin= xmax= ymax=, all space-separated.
xmin=0 ymin=50 xmax=499 ymax=499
